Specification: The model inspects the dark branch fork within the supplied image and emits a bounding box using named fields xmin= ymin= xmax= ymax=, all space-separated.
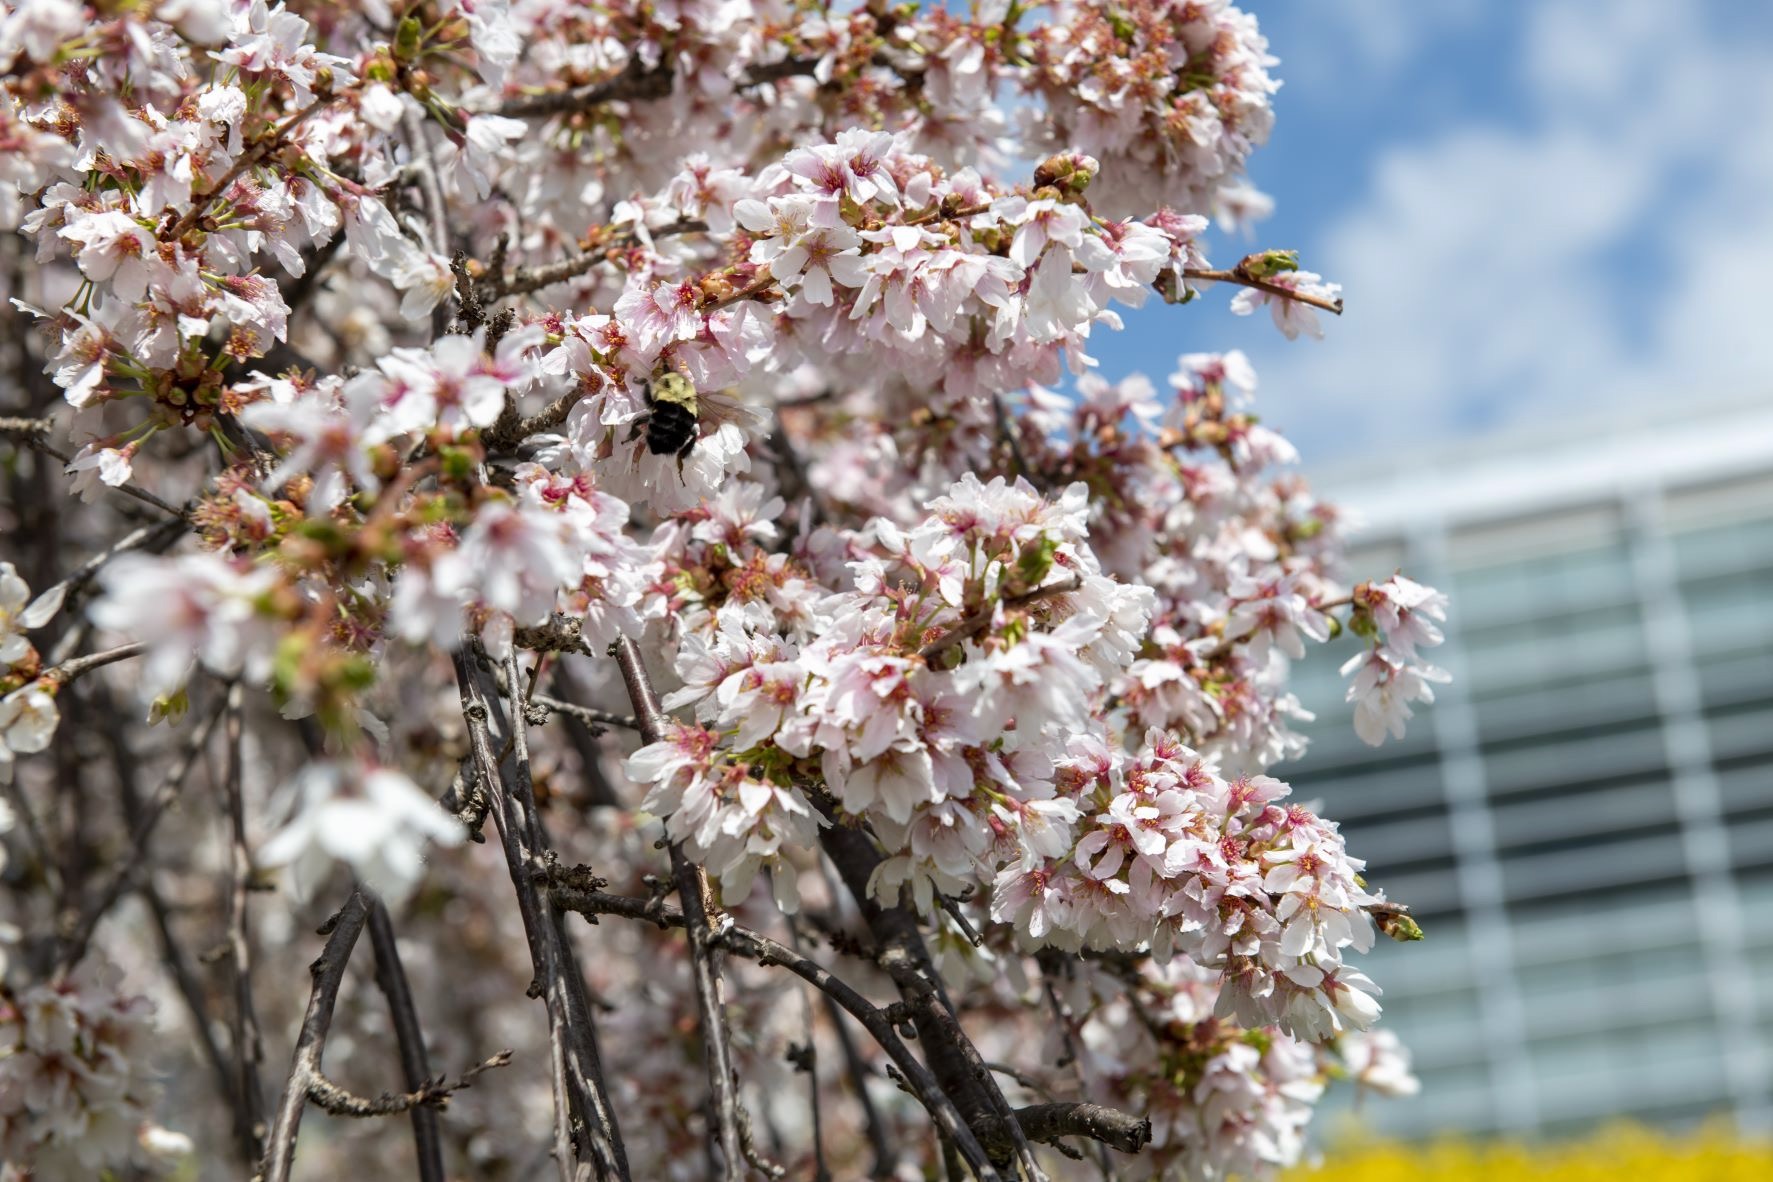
xmin=259 ymin=891 xmax=372 ymax=1182
xmin=552 ymin=885 xmax=1153 ymax=1170
xmin=256 ymin=893 xmax=509 ymax=1179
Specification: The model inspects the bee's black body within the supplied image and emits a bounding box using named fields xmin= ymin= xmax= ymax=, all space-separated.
xmin=640 ymin=398 xmax=698 ymax=461
xmin=626 ymin=375 xmax=702 ymax=481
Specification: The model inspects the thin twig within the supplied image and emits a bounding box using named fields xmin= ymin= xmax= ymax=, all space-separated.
xmin=736 ymin=1103 xmax=787 ymax=1180
xmin=19 ymin=517 xmax=185 ymax=635
xmin=497 ymin=59 xmax=674 ymax=117
xmin=610 ymin=637 xmax=746 ymax=1181
xmin=527 ymin=693 xmax=641 ymax=733
xmin=224 ymin=685 xmax=269 ymax=1164
xmin=367 ymin=898 xmax=446 ymax=1182
xmin=496 ymin=55 xmax=817 ymax=117
xmin=1180 ymin=265 xmax=1345 ymax=315
xmin=920 ymin=576 xmax=1084 ymax=662
xmin=478 ymin=218 xmax=710 ymax=302
xmin=55 ymin=699 xmax=226 ymax=975
xmin=168 ymin=96 xmax=334 ymax=240
xmin=3 ymin=426 xmax=186 ymax=517
xmin=0 ymin=414 xmax=50 ymax=440
xmin=306 ymin=1049 xmax=513 ymax=1117
xmin=35 ymin=641 xmax=146 ymax=687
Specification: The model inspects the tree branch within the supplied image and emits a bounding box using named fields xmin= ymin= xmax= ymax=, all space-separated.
xmin=260 ymin=891 xmax=371 ymax=1182
xmin=818 ymin=819 xmax=1044 ymax=1180
xmin=453 ymin=649 xmax=630 ymax=1181
xmin=168 ymin=96 xmax=334 ymax=241
xmin=35 ymin=641 xmax=146 ymax=686
xmin=0 ymin=422 xmax=187 ymax=518
xmin=991 ymin=1105 xmax=1150 ymax=1158
xmin=497 ymin=59 xmax=675 ymax=117
xmin=496 ymin=56 xmax=819 ymax=118
xmin=1180 ymin=264 xmax=1345 ymax=315
xmin=529 ymin=691 xmax=641 ymax=735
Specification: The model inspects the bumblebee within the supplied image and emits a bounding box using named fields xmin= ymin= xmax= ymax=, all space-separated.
xmin=629 ymin=372 xmax=701 ymax=464
xmin=625 ymin=372 xmax=766 ymax=480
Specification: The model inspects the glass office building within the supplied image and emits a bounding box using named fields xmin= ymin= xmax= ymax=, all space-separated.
xmin=1288 ymin=401 xmax=1773 ymax=1138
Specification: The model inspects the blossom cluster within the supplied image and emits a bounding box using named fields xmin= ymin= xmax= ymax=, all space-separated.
xmin=626 ymin=471 xmax=1392 ymax=1043
xmin=1024 ymin=0 xmax=1280 ymax=223
xmin=1341 ymin=575 xmax=1452 ymax=746
xmin=0 ymin=965 xmax=189 ymax=1178
xmin=1060 ymin=955 xmax=1419 ymax=1181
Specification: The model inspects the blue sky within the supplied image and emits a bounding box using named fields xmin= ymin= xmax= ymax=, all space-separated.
xmin=1107 ymin=0 xmax=1773 ymax=465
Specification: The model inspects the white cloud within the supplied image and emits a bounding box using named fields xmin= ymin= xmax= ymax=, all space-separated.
xmin=1246 ymin=0 xmax=1773 ymax=459
xmin=1267 ymin=0 xmax=1483 ymax=93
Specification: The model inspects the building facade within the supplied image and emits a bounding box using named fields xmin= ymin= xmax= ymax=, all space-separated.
xmin=1291 ymin=401 xmax=1773 ymax=1138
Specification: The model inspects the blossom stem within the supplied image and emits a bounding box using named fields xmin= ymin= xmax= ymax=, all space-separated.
xmin=1181 ymin=266 xmax=1346 ymax=315
xmin=37 ymin=641 xmax=147 ymax=685
xmin=167 ymin=95 xmax=335 ymax=242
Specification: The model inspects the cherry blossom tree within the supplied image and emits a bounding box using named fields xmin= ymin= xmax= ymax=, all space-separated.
xmin=0 ymin=2 xmax=1446 ymax=1179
